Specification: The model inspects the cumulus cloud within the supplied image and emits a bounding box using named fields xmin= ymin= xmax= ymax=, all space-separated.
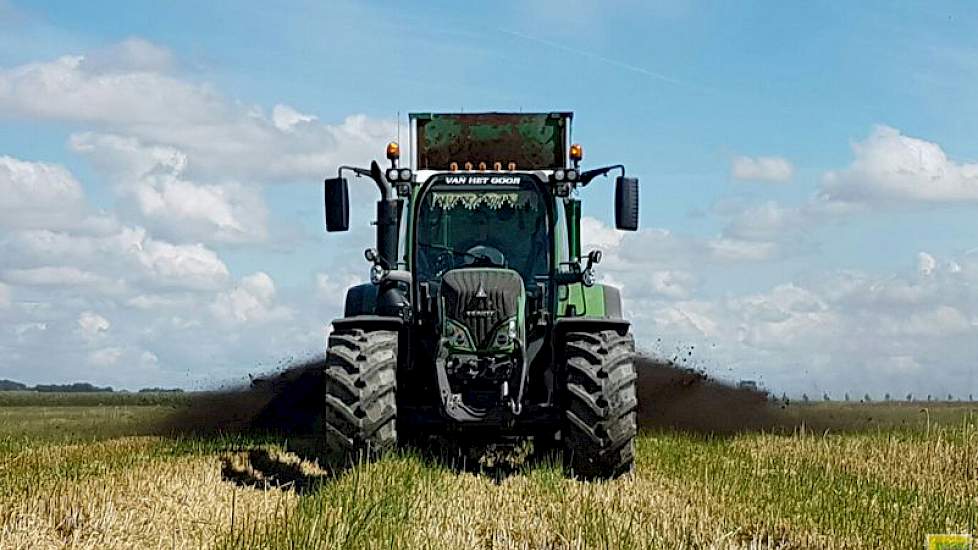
xmin=0 ymin=40 xmax=394 ymax=246
xmin=77 ymin=311 xmax=110 ymax=342
xmin=88 ymin=346 xmax=124 ymax=367
xmin=0 ymin=156 xmax=86 ymax=229
xmin=0 ymin=40 xmax=387 ymax=388
xmin=2 ymin=266 xmax=124 ymax=292
xmin=583 ymin=216 xmax=782 ymax=273
xmin=2 ymin=225 xmax=231 ymax=292
xmin=731 ymin=155 xmax=794 ymax=183
xmin=211 ymin=272 xmax=292 ymax=325
xmin=722 ymin=201 xmax=802 ymax=242
xmin=79 ymin=37 xmax=176 ymax=74
xmin=579 ymin=209 xmax=978 ymax=395
xmin=0 ymin=49 xmax=393 ymax=182
xmin=315 ymin=272 xmax=362 ymax=310
xmin=272 ymin=104 xmax=317 ymax=132
xmin=821 ymin=125 xmax=978 ymax=204
xmin=69 ymin=132 xmax=269 ymax=244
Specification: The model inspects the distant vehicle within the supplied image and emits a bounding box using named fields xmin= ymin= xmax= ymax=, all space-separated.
xmin=737 ymin=380 xmax=758 ymax=392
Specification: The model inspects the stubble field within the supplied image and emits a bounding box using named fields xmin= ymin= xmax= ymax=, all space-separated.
xmin=1 ymin=364 xmax=976 ymax=549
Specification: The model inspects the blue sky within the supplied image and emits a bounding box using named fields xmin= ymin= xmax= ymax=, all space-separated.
xmin=1 ymin=0 xmax=977 ymax=396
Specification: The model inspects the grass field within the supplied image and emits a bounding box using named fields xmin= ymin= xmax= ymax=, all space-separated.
xmin=1 ymin=392 xmax=976 ymax=549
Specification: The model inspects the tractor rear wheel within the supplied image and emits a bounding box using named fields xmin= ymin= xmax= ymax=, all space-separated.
xmin=322 ymin=327 xmax=398 ymax=462
xmin=561 ymin=329 xmax=638 ymax=480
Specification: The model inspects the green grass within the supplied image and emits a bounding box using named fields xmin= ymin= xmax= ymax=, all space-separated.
xmin=1 ymin=393 xmax=976 ymax=549
xmin=0 ymin=390 xmax=191 ymax=407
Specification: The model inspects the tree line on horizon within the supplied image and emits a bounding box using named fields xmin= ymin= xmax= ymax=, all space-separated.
xmin=0 ymin=379 xmax=183 ymax=393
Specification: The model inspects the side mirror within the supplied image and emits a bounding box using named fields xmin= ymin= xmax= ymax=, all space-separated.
xmin=324 ymin=177 xmax=349 ymax=232
xmin=614 ymin=176 xmax=639 ymax=231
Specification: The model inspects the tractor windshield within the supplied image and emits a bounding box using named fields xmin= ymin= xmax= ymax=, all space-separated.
xmin=415 ymin=182 xmax=549 ymax=286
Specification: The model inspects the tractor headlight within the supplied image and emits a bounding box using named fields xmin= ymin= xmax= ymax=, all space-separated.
xmin=370 ymin=263 xmax=385 ymax=284
xmin=489 ymin=317 xmax=519 ymax=351
xmin=582 ymin=268 xmax=596 ymax=287
xmin=565 ymin=169 xmax=578 ymax=181
xmin=399 ymin=168 xmax=412 ymax=181
xmin=554 ymin=169 xmax=565 ymax=181
xmin=494 ymin=332 xmax=510 ymax=347
xmin=386 ymin=168 xmax=399 ymax=182
xmin=444 ymin=319 xmax=475 ymax=351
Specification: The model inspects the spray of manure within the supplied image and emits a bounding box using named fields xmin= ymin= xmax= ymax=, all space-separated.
xmin=157 ymin=355 xmax=788 ymax=437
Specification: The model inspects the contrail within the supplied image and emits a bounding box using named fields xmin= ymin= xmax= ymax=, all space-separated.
xmin=499 ymin=28 xmax=686 ymax=87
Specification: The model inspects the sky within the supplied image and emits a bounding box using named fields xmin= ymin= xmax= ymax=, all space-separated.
xmin=0 ymin=0 xmax=976 ymax=397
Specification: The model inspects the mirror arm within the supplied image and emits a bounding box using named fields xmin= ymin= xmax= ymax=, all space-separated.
xmin=579 ymin=164 xmax=624 ymax=187
xmin=339 ymin=161 xmax=393 ymax=200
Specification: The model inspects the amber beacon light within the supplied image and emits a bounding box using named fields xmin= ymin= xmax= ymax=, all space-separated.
xmin=386 ymin=141 xmax=400 ymax=160
xmin=569 ymin=143 xmax=583 ymax=162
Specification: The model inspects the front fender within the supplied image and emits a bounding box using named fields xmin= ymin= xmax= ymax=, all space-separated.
xmin=557 ymin=283 xmax=624 ymax=320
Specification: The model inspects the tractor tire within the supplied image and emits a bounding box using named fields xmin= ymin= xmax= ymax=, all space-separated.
xmin=322 ymin=327 xmax=398 ymax=462
xmin=562 ymin=329 xmax=638 ymax=480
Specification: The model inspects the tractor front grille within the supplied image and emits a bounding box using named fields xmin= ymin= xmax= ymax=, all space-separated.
xmin=441 ymin=269 xmax=523 ymax=349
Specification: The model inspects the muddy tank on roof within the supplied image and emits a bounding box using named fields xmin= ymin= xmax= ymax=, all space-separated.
xmin=411 ymin=112 xmax=571 ymax=170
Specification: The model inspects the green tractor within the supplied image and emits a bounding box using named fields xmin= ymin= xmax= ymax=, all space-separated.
xmin=321 ymin=112 xmax=640 ymax=479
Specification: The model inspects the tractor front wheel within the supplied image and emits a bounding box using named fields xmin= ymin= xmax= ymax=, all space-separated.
xmin=322 ymin=327 xmax=398 ymax=462
xmin=561 ymin=329 xmax=638 ymax=480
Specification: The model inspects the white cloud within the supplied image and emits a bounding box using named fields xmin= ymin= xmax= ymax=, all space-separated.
xmin=211 ymin=272 xmax=292 ymax=325
xmin=821 ymin=125 xmax=978 ymax=204
xmin=0 ymin=41 xmax=387 ymax=388
xmin=69 ymin=132 xmax=187 ymax=178
xmin=77 ymin=311 xmax=110 ymax=342
xmin=315 ymin=272 xmax=361 ymax=310
xmin=584 ymin=216 xmax=781 ymax=273
xmin=139 ymin=350 xmax=159 ymax=368
xmin=2 ymin=266 xmax=123 ymax=291
xmin=0 ymin=156 xmax=85 ymax=229
xmin=131 ymin=176 xmax=268 ymax=244
xmin=88 ymin=346 xmax=124 ymax=367
xmin=731 ymin=155 xmax=794 ymax=183
xmin=79 ymin=37 xmax=176 ymax=74
xmin=722 ymin=201 xmax=802 ymax=242
xmin=917 ymin=252 xmax=937 ymax=276
xmin=272 ymin=104 xmax=317 ymax=132
xmin=707 ymin=238 xmax=778 ymax=262
xmin=0 ymin=48 xmax=393 ymax=182
xmin=593 ymin=223 xmax=978 ymax=396
xmin=70 ymin=132 xmax=268 ymax=244
xmin=647 ymin=270 xmax=696 ymax=299
xmin=580 ymin=216 xmax=624 ymax=250
xmin=130 ymin=231 xmax=231 ymax=290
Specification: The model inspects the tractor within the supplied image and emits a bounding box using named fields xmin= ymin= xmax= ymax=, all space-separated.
xmin=321 ymin=112 xmax=639 ymax=479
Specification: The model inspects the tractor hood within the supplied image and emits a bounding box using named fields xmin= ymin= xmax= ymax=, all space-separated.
xmin=439 ymin=268 xmax=525 ymax=353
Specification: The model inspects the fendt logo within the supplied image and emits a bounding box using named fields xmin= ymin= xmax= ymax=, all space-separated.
xmin=464 ymin=284 xmax=496 ymax=319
